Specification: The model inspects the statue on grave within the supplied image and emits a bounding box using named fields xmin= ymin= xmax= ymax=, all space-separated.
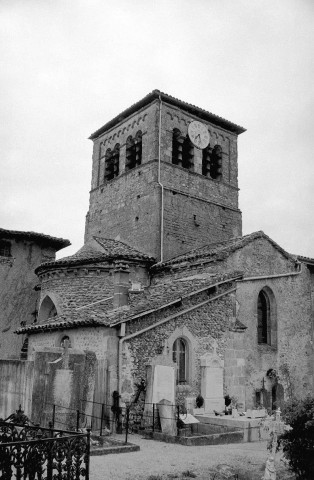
xmin=263 ymin=455 xmax=276 ymax=480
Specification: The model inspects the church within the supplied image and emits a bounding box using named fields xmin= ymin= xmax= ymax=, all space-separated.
xmin=2 ymin=90 xmax=314 ymax=423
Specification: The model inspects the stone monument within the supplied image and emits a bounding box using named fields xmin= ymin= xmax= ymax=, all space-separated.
xmin=143 ymin=354 xmax=176 ymax=428
xmin=200 ymin=345 xmax=224 ymax=413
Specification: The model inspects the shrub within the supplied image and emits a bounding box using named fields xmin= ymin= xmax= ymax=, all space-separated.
xmin=279 ymin=396 xmax=314 ymax=479
xmin=195 ymin=394 xmax=204 ymax=409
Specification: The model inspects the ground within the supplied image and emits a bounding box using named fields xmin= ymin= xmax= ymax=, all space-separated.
xmin=90 ymin=435 xmax=295 ymax=480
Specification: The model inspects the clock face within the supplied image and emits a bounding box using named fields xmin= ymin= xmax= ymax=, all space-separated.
xmin=188 ymin=121 xmax=210 ymax=149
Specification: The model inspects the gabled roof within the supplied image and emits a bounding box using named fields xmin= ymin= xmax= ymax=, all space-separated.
xmin=152 ymin=231 xmax=297 ymax=271
xmin=35 ymin=237 xmax=155 ymax=274
xmin=89 ymin=90 xmax=246 ymax=140
xmin=0 ymin=228 xmax=70 ymax=251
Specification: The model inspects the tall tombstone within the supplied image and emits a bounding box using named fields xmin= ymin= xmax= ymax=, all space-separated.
xmin=143 ymin=354 xmax=176 ymax=427
xmin=31 ymin=345 xmax=96 ymax=429
xmin=158 ymin=399 xmax=177 ymax=436
xmin=200 ymin=347 xmax=225 ymax=413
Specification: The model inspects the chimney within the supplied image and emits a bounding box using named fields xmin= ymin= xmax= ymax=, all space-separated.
xmin=113 ymin=263 xmax=130 ymax=308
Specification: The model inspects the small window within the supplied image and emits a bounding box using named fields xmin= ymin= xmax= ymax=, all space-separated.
xmin=0 ymin=241 xmax=11 ymax=257
xmin=257 ymin=290 xmax=270 ymax=344
xmin=60 ymin=336 xmax=71 ymax=348
xmin=172 ymin=129 xmax=194 ymax=171
xmin=210 ymin=145 xmax=222 ymax=180
xmin=126 ymin=131 xmax=142 ymax=170
xmin=202 ymin=146 xmax=211 ymax=176
xmin=104 ymin=144 xmax=120 ymax=181
xmin=172 ymin=338 xmax=187 ymax=384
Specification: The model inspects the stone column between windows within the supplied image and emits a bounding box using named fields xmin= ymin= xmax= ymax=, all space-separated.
xmin=193 ymin=147 xmax=202 ymax=175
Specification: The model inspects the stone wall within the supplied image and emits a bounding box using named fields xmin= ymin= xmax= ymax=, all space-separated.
xmin=27 ymin=326 xmax=118 ymax=363
xmin=38 ymin=261 xmax=150 ymax=318
xmin=0 ymin=237 xmax=56 ymax=359
xmin=120 ymin=291 xmax=235 ymax=403
xmin=39 ymin=268 xmax=115 ymax=316
xmin=85 ymin=161 xmax=161 ymax=259
xmin=236 ymin=267 xmax=313 ymax=407
xmin=0 ymin=359 xmax=34 ymax=419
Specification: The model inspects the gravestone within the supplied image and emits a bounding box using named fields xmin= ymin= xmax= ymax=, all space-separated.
xmin=200 ymin=347 xmax=224 ymax=413
xmin=144 ymin=355 xmax=176 ymax=406
xmin=158 ymin=399 xmax=177 ymax=436
xmin=31 ymin=345 xmax=96 ymax=429
xmin=143 ymin=355 xmax=176 ymax=428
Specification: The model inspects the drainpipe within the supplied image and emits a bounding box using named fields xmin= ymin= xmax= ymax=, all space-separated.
xmin=157 ymin=95 xmax=164 ymax=263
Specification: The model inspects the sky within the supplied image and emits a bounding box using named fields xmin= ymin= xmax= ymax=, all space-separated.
xmin=1 ymin=0 xmax=313 ymax=260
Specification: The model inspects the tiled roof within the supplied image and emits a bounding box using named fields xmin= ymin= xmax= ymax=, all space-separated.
xmin=89 ymin=90 xmax=246 ymax=140
xmin=108 ymin=270 xmax=242 ymax=326
xmin=0 ymin=228 xmax=70 ymax=251
xmin=35 ymin=237 xmax=155 ymax=274
xmin=152 ymin=231 xmax=296 ymax=271
xmin=93 ymin=237 xmax=155 ymax=261
xmin=16 ymin=271 xmax=241 ymax=334
xmin=15 ymin=307 xmax=111 ymax=334
xmin=297 ymin=255 xmax=314 ymax=266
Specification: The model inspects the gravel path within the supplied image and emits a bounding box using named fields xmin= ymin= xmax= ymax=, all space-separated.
xmin=90 ymin=435 xmax=292 ymax=480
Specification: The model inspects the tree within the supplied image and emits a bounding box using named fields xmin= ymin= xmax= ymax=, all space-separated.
xmin=279 ymin=396 xmax=314 ymax=479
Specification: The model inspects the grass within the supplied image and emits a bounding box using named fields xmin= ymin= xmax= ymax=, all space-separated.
xmin=182 ymin=471 xmax=197 ymax=478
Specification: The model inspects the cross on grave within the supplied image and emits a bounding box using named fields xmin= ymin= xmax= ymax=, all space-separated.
xmin=62 ymin=338 xmax=70 ymax=369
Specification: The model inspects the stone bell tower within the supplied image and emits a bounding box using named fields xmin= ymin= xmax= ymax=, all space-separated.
xmin=85 ymin=90 xmax=245 ymax=262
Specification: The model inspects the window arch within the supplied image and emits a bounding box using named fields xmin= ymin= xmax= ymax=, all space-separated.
xmin=210 ymin=144 xmax=223 ymax=180
xmin=257 ymin=287 xmax=277 ymax=347
xmin=172 ymin=337 xmax=188 ymax=384
xmin=60 ymin=335 xmax=71 ymax=348
xmin=0 ymin=241 xmax=11 ymax=257
xmin=257 ymin=290 xmax=270 ymax=344
xmin=126 ymin=131 xmax=142 ymax=170
xmin=38 ymin=295 xmax=58 ymax=322
xmin=172 ymin=129 xmax=194 ymax=171
xmin=104 ymin=143 xmax=120 ymax=181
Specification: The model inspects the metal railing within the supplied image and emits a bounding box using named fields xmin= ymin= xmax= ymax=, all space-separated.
xmin=0 ymin=420 xmax=90 ymax=480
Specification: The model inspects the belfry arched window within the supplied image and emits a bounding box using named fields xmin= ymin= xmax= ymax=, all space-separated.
xmin=172 ymin=338 xmax=188 ymax=384
xmin=172 ymin=129 xmax=194 ymax=171
xmin=257 ymin=290 xmax=271 ymax=344
xmin=210 ymin=145 xmax=223 ymax=180
xmin=126 ymin=131 xmax=142 ymax=170
xmin=104 ymin=144 xmax=120 ymax=181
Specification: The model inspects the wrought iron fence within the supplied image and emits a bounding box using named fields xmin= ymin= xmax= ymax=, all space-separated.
xmin=0 ymin=421 xmax=90 ymax=480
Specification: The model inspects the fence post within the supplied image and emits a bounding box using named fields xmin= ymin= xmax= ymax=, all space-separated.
xmin=125 ymin=406 xmax=129 ymax=445
xmin=52 ymin=404 xmax=55 ymax=430
xmin=86 ymin=428 xmax=91 ymax=480
xmin=76 ymin=410 xmax=80 ymax=432
xmin=152 ymin=403 xmax=155 ymax=433
xmin=47 ymin=422 xmax=53 ymax=480
xmin=100 ymin=403 xmax=104 ymax=436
